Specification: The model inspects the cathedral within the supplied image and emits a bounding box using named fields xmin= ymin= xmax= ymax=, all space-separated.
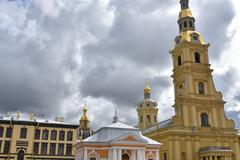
xmin=74 ymin=0 xmax=240 ymax=160
xmin=137 ymin=0 xmax=240 ymax=160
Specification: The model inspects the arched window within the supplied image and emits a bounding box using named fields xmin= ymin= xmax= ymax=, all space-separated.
xmin=194 ymin=52 xmax=201 ymax=63
xmin=178 ymin=84 xmax=183 ymax=96
xmin=147 ymin=115 xmax=151 ymax=123
xmin=184 ymin=21 xmax=187 ymax=28
xmin=198 ymin=82 xmax=205 ymax=94
xmin=189 ymin=21 xmax=193 ymax=28
xmin=122 ymin=154 xmax=130 ymax=160
xmin=201 ymin=113 xmax=209 ymax=127
xmin=17 ymin=150 xmax=24 ymax=160
xmin=178 ymin=56 xmax=182 ymax=66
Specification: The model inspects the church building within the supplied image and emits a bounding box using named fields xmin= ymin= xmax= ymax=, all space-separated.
xmin=137 ymin=0 xmax=240 ymax=160
xmin=73 ymin=114 xmax=161 ymax=160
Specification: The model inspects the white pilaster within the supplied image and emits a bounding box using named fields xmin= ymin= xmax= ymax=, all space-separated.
xmin=84 ymin=149 xmax=88 ymax=160
xmin=131 ymin=150 xmax=136 ymax=160
xmin=108 ymin=149 xmax=112 ymax=160
xmin=142 ymin=149 xmax=145 ymax=160
xmin=113 ymin=149 xmax=117 ymax=160
xmin=155 ymin=150 xmax=159 ymax=160
xmin=118 ymin=149 xmax=122 ymax=160
xmin=137 ymin=149 xmax=142 ymax=160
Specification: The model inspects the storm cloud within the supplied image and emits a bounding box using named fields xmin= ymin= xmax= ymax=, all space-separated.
xmin=0 ymin=0 xmax=239 ymax=129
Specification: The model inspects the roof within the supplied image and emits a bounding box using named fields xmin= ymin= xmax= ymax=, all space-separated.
xmin=0 ymin=116 xmax=79 ymax=128
xmin=143 ymin=118 xmax=172 ymax=134
xmin=82 ymin=121 xmax=160 ymax=145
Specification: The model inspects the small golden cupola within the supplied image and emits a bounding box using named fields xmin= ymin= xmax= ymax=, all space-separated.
xmin=78 ymin=104 xmax=92 ymax=140
xmin=144 ymin=82 xmax=151 ymax=99
xmin=137 ymin=82 xmax=159 ymax=131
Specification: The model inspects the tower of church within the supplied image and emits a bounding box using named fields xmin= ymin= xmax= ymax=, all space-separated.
xmin=137 ymin=82 xmax=158 ymax=131
xmin=77 ymin=104 xmax=92 ymax=140
xmin=142 ymin=1 xmax=240 ymax=160
xmin=171 ymin=0 xmax=234 ymax=129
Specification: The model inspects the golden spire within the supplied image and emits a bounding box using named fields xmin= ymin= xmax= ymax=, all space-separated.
xmin=144 ymin=80 xmax=151 ymax=99
xmin=178 ymin=0 xmax=196 ymax=33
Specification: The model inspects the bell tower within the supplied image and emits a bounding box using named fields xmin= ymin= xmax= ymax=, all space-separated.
xmin=137 ymin=82 xmax=158 ymax=131
xmin=77 ymin=104 xmax=92 ymax=140
xmin=171 ymin=0 xmax=235 ymax=128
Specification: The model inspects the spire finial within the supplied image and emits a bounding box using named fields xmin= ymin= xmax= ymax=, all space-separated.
xmin=144 ymin=79 xmax=151 ymax=99
xmin=113 ymin=106 xmax=119 ymax=123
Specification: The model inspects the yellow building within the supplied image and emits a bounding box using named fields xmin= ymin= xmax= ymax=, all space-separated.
xmin=137 ymin=0 xmax=240 ymax=160
xmin=0 ymin=106 xmax=92 ymax=160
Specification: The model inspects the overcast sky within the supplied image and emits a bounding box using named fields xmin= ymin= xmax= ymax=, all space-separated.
xmin=0 ymin=0 xmax=240 ymax=130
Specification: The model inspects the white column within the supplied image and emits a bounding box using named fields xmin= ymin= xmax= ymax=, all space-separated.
xmin=108 ymin=149 xmax=112 ymax=160
xmin=137 ymin=149 xmax=142 ymax=160
xmin=84 ymin=149 xmax=88 ymax=160
xmin=113 ymin=149 xmax=117 ymax=160
xmin=131 ymin=150 xmax=136 ymax=160
xmin=155 ymin=150 xmax=159 ymax=160
xmin=118 ymin=149 xmax=122 ymax=160
xmin=142 ymin=149 xmax=145 ymax=160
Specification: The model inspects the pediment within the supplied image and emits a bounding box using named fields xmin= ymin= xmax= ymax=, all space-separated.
xmin=110 ymin=133 xmax=148 ymax=144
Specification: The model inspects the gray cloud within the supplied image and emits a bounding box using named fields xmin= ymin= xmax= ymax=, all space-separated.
xmin=0 ymin=0 xmax=238 ymax=129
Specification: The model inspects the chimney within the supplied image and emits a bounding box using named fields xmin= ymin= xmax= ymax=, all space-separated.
xmin=29 ymin=113 xmax=34 ymax=120
xmin=55 ymin=116 xmax=64 ymax=123
xmin=16 ymin=111 xmax=20 ymax=120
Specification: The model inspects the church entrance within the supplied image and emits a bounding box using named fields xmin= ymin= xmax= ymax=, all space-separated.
xmin=17 ymin=150 xmax=24 ymax=160
xmin=122 ymin=153 xmax=130 ymax=160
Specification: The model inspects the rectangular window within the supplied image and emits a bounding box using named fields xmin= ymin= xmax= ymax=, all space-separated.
xmin=58 ymin=143 xmax=64 ymax=155
xmin=49 ymin=143 xmax=56 ymax=155
xmin=0 ymin=127 xmax=3 ymax=137
xmin=154 ymin=115 xmax=157 ymax=123
xmin=3 ymin=141 xmax=10 ymax=153
xmin=6 ymin=127 xmax=12 ymax=138
xmin=42 ymin=130 xmax=49 ymax=140
xmin=33 ymin=142 xmax=39 ymax=155
xmin=140 ymin=116 xmax=143 ymax=123
xmin=0 ymin=140 xmax=2 ymax=153
xmin=41 ymin=143 xmax=48 ymax=155
xmin=20 ymin=128 xmax=27 ymax=139
xmin=34 ymin=129 xmax=40 ymax=139
xmin=66 ymin=144 xmax=72 ymax=155
xmin=59 ymin=131 xmax=65 ymax=141
xmin=51 ymin=130 xmax=57 ymax=140
xmin=147 ymin=115 xmax=151 ymax=123
xmin=67 ymin=131 xmax=73 ymax=141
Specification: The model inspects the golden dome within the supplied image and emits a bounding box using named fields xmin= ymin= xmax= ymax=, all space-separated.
xmin=144 ymin=85 xmax=151 ymax=93
xmin=81 ymin=104 xmax=89 ymax=121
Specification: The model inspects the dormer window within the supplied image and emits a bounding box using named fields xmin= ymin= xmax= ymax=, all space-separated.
xmin=175 ymin=36 xmax=181 ymax=45
xmin=191 ymin=33 xmax=200 ymax=42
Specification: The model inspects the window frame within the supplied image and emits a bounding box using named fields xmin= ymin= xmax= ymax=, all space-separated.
xmin=59 ymin=131 xmax=65 ymax=141
xmin=33 ymin=142 xmax=39 ymax=155
xmin=6 ymin=127 xmax=12 ymax=138
xmin=51 ymin=130 xmax=57 ymax=140
xmin=198 ymin=82 xmax=205 ymax=95
xmin=58 ymin=143 xmax=64 ymax=155
xmin=34 ymin=129 xmax=40 ymax=140
xmin=0 ymin=126 xmax=3 ymax=137
xmin=67 ymin=131 xmax=73 ymax=141
xmin=20 ymin=127 xmax=27 ymax=139
xmin=41 ymin=143 xmax=48 ymax=155
xmin=3 ymin=141 xmax=11 ymax=154
xmin=194 ymin=52 xmax=201 ymax=63
xmin=42 ymin=129 xmax=49 ymax=140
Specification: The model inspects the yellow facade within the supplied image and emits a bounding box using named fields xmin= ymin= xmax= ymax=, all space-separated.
xmin=139 ymin=0 xmax=240 ymax=160
xmin=0 ymin=106 xmax=92 ymax=160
